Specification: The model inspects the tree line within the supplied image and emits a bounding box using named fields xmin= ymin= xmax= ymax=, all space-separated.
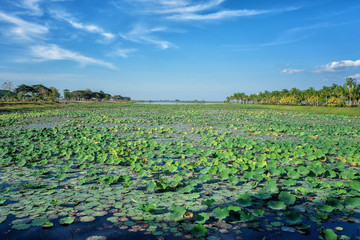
xmin=0 ymin=82 xmax=131 ymax=102
xmin=226 ymin=78 xmax=359 ymax=106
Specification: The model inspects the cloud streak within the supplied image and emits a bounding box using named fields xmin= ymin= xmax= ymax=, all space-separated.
xmin=167 ymin=9 xmax=269 ymax=20
xmin=30 ymin=44 xmax=116 ymax=69
xmin=114 ymin=48 xmax=138 ymax=58
xmin=0 ymin=11 xmax=48 ymax=41
xmin=315 ymin=60 xmax=360 ymax=73
xmin=116 ymin=0 xmax=296 ymax=21
xmin=50 ymin=9 xmax=115 ymax=39
xmin=18 ymin=0 xmax=43 ymax=16
xmin=120 ymin=25 xmax=175 ymax=49
xmin=280 ymin=68 xmax=305 ymax=74
xmin=349 ymin=73 xmax=360 ymax=79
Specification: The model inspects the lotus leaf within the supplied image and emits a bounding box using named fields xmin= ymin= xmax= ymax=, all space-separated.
xmin=12 ymin=224 xmax=31 ymax=230
xmin=267 ymin=201 xmax=286 ymax=210
xmin=213 ymin=207 xmax=229 ymax=221
xmin=191 ymin=224 xmax=207 ymax=238
xmin=344 ymin=197 xmax=360 ymax=208
xmin=59 ymin=216 xmax=74 ymax=225
xmin=236 ymin=193 xmax=252 ymax=207
xmin=282 ymin=211 xmax=303 ymax=225
xmin=194 ymin=213 xmax=210 ymax=224
xmin=320 ymin=228 xmax=338 ymax=240
xmin=278 ymin=192 xmax=296 ymax=206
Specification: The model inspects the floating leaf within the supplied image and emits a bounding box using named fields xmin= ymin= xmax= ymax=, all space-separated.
xmin=344 ymin=197 xmax=360 ymax=208
xmin=237 ymin=193 xmax=252 ymax=207
xmin=59 ymin=217 xmax=74 ymax=225
xmin=194 ymin=213 xmax=209 ymax=224
xmin=80 ymin=216 xmax=95 ymax=222
xmin=12 ymin=224 xmax=31 ymax=230
xmin=191 ymin=224 xmax=207 ymax=238
xmin=213 ymin=207 xmax=229 ymax=221
xmin=267 ymin=201 xmax=286 ymax=210
xmin=320 ymin=228 xmax=338 ymax=240
xmin=201 ymin=199 xmax=215 ymax=206
xmin=283 ymin=211 xmax=303 ymax=225
xmin=278 ymin=192 xmax=296 ymax=206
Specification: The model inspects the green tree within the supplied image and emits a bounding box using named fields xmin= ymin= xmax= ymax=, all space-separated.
xmin=1 ymin=81 xmax=14 ymax=91
xmin=49 ymin=87 xmax=60 ymax=102
xmin=321 ymin=86 xmax=332 ymax=106
xmin=63 ymin=89 xmax=71 ymax=100
xmin=345 ymin=77 xmax=357 ymax=106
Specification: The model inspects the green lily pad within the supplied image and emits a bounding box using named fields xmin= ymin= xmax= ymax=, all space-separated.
xmin=283 ymin=211 xmax=303 ymax=225
xmin=278 ymin=191 xmax=296 ymax=206
xmin=59 ymin=217 xmax=75 ymax=225
xmin=237 ymin=193 xmax=252 ymax=207
xmin=12 ymin=224 xmax=31 ymax=230
xmin=31 ymin=218 xmax=49 ymax=226
xmin=80 ymin=216 xmax=95 ymax=222
xmin=344 ymin=197 xmax=360 ymax=208
xmin=268 ymin=201 xmax=286 ymax=210
xmin=202 ymin=199 xmax=215 ymax=206
xmin=191 ymin=224 xmax=207 ymax=238
xmin=213 ymin=207 xmax=229 ymax=221
xmin=0 ymin=215 xmax=7 ymax=223
xmin=106 ymin=216 xmax=118 ymax=223
xmin=194 ymin=213 xmax=209 ymax=224
xmin=320 ymin=228 xmax=338 ymax=240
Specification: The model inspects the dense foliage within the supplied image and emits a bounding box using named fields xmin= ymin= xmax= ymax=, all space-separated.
xmin=0 ymin=104 xmax=359 ymax=239
xmin=227 ymin=78 xmax=359 ymax=106
xmin=0 ymin=82 xmax=130 ymax=102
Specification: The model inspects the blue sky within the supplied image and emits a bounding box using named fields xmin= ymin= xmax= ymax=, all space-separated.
xmin=0 ymin=0 xmax=359 ymax=100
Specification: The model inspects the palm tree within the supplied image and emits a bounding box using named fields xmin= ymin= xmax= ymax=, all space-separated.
xmin=352 ymin=84 xmax=360 ymax=105
xmin=335 ymin=86 xmax=346 ymax=105
xmin=321 ymin=86 xmax=331 ymax=106
xmin=345 ymin=78 xmax=357 ymax=106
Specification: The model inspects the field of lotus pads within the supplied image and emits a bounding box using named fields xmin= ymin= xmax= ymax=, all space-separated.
xmin=0 ymin=104 xmax=360 ymax=240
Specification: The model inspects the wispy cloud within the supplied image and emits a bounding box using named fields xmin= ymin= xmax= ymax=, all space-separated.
xmin=116 ymin=0 xmax=297 ymax=21
xmin=280 ymin=68 xmax=305 ymax=74
xmin=315 ymin=60 xmax=360 ymax=73
xmin=0 ymin=11 xmax=48 ymax=41
xmin=30 ymin=44 xmax=116 ymax=69
xmin=15 ymin=0 xmax=43 ymax=16
xmin=349 ymin=73 xmax=360 ymax=79
xmin=149 ymin=0 xmax=225 ymax=14
xmin=50 ymin=9 xmax=115 ymax=39
xmin=113 ymin=48 xmax=138 ymax=58
xmin=167 ymin=9 xmax=269 ymax=21
xmin=120 ymin=25 xmax=175 ymax=49
xmin=222 ymin=22 xmax=345 ymax=51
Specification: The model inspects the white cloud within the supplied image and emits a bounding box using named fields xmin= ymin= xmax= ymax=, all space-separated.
xmin=167 ymin=9 xmax=269 ymax=20
xmin=280 ymin=68 xmax=305 ymax=74
xmin=50 ymin=9 xmax=115 ymax=39
xmin=114 ymin=48 xmax=138 ymax=58
xmin=315 ymin=60 xmax=360 ymax=73
xmin=0 ymin=11 xmax=48 ymax=41
xmin=30 ymin=44 xmax=116 ymax=69
xmin=349 ymin=73 xmax=360 ymax=79
xmin=118 ymin=0 xmax=298 ymax=22
xmin=151 ymin=0 xmax=225 ymax=14
xmin=17 ymin=0 xmax=43 ymax=16
xmin=120 ymin=25 xmax=175 ymax=49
